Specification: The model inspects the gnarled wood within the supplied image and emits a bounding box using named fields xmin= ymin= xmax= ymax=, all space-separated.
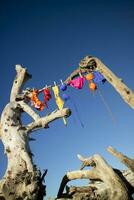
xmin=1 ymin=56 xmax=134 ymax=200
xmin=26 ymin=108 xmax=71 ymax=133
xmin=57 ymin=149 xmax=134 ymax=200
xmin=10 ymin=65 xmax=32 ymax=102
xmin=107 ymin=146 xmax=134 ymax=172
xmin=0 ymin=65 xmax=71 ymax=200
xmin=65 ymin=55 xmax=134 ymax=109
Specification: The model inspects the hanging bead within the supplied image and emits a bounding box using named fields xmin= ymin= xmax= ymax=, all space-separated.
xmin=86 ymin=73 xmax=94 ymax=81
xmin=62 ymin=93 xmax=70 ymax=101
xmin=60 ymin=84 xmax=67 ymax=91
xmin=89 ymin=82 xmax=97 ymax=91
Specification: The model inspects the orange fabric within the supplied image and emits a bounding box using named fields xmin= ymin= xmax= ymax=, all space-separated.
xmin=89 ymin=82 xmax=97 ymax=91
xmin=31 ymin=90 xmax=44 ymax=111
xmin=86 ymin=73 xmax=94 ymax=81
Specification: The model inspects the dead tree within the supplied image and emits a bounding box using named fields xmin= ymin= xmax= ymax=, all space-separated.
xmin=57 ymin=55 xmax=134 ymax=199
xmin=0 ymin=55 xmax=133 ymax=200
xmin=0 ymin=65 xmax=71 ymax=200
xmin=65 ymin=55 xmax=134 ymax=109
xmin=57 ymin=146 xmax=134 ymax=200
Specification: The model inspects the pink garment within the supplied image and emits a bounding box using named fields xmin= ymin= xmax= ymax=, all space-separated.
xmin=68 ymin=76 xmax=85 ymax=89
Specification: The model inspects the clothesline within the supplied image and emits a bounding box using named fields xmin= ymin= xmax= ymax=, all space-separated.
xmin=30 ymin=71 xmax=107 ymax=125
xmin=38 ymin=72 xmax=84 ymax=92
xmin=38 ymin=80 xmax=65 ymax=92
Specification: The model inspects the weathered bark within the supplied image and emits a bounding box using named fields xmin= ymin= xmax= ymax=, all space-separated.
xmin=1 ymin=56 xmax=134 ymax=200
xmin=57 ymin=148 xmax=134 ymax=200
xmin=0 ymin=65 xmax=71 ymax=200
xmin=65 ymin=55 xmax=134 ymax=109
xmin=107 ymin=146 xmax=134 ymax=172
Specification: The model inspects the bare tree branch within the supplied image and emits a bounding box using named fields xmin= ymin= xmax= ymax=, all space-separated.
xmin=64 ymin=68 xmax=91 ymax=84
xmin=57 ymin=169 xmax=97 ymax=198
xmin=10 ymin=65 xmax=32 ymax=102
xmin=57 ymin=153 xmax=130 ymax=199
xmin=16 ymin=89 xmax=33 ymax=101
xmin=79 ymin=56 xmax=134 ymax=109
xmin=65 ymin=55 xmax=134 ymax=109
xmin=0 ymin=122 xmax=1 ymax=138
xmin=26 ymin=108 xmax=71 ymax=133
xmin=107 ymin=146 xmax=134 ymax=172
xmin=18 ymin=101 xmax=40 ymax=121
xmin=64 ymin=56 xmax=96 ymax=83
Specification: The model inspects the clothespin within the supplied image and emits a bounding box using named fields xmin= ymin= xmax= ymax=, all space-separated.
xmin=60 ymin=79 xmax=64 ymax=85
xmin=54 ymin=81 xmax=57 ymax=86
xmin=79 ymin=71 xmax=82 ymax=78
xmin=60 ymin=79 xmax=67 ymax=91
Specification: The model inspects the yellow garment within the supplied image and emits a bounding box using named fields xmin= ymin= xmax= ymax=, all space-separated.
xmin=52 ymin=85 xmax=59 ymax=98
xmin=56 ymin=96 xmax=64 ymax=110
xmin=52 ymin=85 xmax=67 ymax=125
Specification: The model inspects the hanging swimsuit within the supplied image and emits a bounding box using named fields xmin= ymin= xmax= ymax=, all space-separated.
xmin=68 ymin=76 xmax=85 ymax=89
xmin=43 ymin=88 xmax=52 ymax=108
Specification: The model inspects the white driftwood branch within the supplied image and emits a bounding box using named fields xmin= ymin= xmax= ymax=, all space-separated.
xmin=57 ymin=153 xmax=130 ymax=199
xmin=18 ymin=101 xmax=40 ymax=121
xmin=66 ymin=170 xmax=97 ymax=180
xmin=26 ymin=108 xmax=71 ymax=133
xmin=10 ymin=65 xmax=31 ymax=102
xmin=65 ymin=55 xmax=134 ymax=109
xmin=79 ymin=56 xmax=134 ymax=109
xmin=0 ymin=122 xmax=1 ymax=138
xmin=107 ymin=146 xmax=134 ymax=172
xmin=78 ymin=154 xmax=129 ymax=191
xmin=77 ymin=154 xmax=94 ymax=169
xmin=57 ymin=169 xmax=98 ymax=198
xmin=16 ymin=89 xmax=33 ymax=101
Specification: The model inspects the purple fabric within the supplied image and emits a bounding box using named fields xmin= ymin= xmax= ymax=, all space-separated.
xmin=60 ymin=84 xmax=67 ymax=91
xmin=93 ymin=71 xmax=105 ymax=83
xmin=62 ymin=93 xmax=70 ymax=101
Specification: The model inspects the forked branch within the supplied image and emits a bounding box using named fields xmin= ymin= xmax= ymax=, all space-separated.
xmin=18 ymin=101 xmax=40 ymax=121
xmin=10 ymin=65 xmax=32 ymax=102
xmin=57 ymin=169 xmax=98 ymax=198
xmin=57 ymin=153 xmax=130 ymax=200
xmin=65 ymin=55 xmax=134 ymax=109
xmin=26 ymin=108 xmax=71 ymax=133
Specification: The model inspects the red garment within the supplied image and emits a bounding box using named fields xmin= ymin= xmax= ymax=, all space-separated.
xmin=43 ymin=88 xmax=52 ymax=108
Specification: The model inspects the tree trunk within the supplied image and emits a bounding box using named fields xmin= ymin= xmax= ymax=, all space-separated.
xmin=0 ymin=65 xmax=71 ymax=200
xmin=0 ymin=103 xmax=46 ymax=200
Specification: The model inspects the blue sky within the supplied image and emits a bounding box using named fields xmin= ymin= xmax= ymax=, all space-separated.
xmin=0 ymin=0 xmax=134 ymax=198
